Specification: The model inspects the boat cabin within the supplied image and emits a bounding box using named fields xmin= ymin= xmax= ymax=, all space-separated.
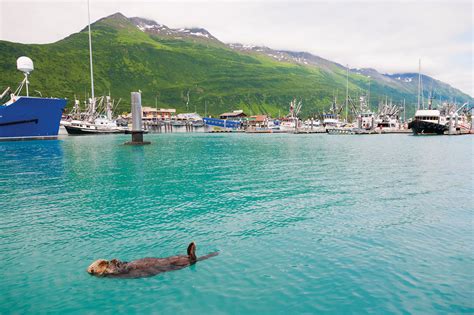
xmin=322 ymin=113 xmax=340 ymax=126
xmin=357 ymin=112 xmax=375 ymax=130
xmin=414 ymin=110 xmax=441 ymax=123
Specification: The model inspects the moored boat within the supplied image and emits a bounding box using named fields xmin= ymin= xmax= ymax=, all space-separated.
xmin=408 ymin=109 xmax=447 ymax=135
xmin=0 ymin=57 xmax=66 ymax=140
xmin=279 ymin=98 xmax=302 ymax=132
xmin=65 ymin=2 xmax=125 ymax=136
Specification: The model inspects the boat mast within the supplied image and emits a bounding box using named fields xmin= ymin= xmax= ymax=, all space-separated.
xmin=88 ymin=0 xmax=95 ymax=114
xmin=367 ymin=76 xmax=371 ymax=108
xmin=345 ymin=65 xmax=349 ymax=122
xmin=417 ymin=59 xmax=421 ymax=110
xmin=403 ymin=98 xmax=406 ymax=123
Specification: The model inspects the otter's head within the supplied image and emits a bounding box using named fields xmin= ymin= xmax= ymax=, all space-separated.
xmin=87 ymin=259 xmax=110 ymax=276
xmin=87 ymin=259 xmax=125 ymax=276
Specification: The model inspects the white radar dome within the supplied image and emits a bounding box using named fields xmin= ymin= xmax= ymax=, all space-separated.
xmin=17 ymin=56 xmax=34 ymax=73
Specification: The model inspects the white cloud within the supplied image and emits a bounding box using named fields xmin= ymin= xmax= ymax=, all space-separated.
xmin=0 ymin=0 xmax=472 ymax=96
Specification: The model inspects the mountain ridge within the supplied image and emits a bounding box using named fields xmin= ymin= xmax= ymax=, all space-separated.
xmin=0 ymin=12 xmax=471 ymax=116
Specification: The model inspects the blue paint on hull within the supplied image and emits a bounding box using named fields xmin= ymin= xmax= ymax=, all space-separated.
xmin=0 ymin=97 xmax=66 ymax=140
xmin=203 ymin=117 xmax=241 ymax=129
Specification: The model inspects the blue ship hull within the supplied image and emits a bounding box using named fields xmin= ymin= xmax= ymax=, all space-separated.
xmin=0 ymin=97 xmax=66 ymax=140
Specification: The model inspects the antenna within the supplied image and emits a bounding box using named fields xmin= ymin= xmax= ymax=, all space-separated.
xmin=16 ymin=56 xmax=34 ymax=97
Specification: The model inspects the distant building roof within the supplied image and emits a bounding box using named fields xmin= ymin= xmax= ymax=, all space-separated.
xmin=249 ymin=115 xmax=267 ymax=122
xmin=220 ymin=110 xmax=247 ymax=118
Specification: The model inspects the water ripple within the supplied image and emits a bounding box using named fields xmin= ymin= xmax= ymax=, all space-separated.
xmin=1 ymin=134 xmax=473 ymax=313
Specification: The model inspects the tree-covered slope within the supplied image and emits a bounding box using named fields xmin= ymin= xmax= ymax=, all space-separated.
xmin=0 ymin=13 xmax=471 ymax=117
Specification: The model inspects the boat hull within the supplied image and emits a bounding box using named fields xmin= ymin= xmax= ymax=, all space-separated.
xmin=408 ymin=120 xmax=448 ymax=135
xmin=64 ymin=125 xmax=124 ymax=135
xmin=0 ymin=97 xmax=66 ymax=140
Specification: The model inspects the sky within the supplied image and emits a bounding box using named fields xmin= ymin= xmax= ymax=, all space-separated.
xmin=1 ymin=0 xmax=472 ymax=96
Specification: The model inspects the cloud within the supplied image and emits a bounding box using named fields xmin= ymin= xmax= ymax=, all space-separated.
xmin=1 ymin=0 xmax=472 ymax=96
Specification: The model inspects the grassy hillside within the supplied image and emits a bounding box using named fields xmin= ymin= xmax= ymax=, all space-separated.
xmin=0 ymin=13 xmax=471 ymax=118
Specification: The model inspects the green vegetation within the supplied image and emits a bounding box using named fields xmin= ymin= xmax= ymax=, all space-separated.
xmin=0 ymin=13 xmax=471 ymax=118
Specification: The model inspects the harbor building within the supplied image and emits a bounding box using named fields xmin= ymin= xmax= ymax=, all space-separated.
xmin=219 ymin=110 xmax=247 ymax=120
xmin=142 ymin=107 xmax=176 ymax=120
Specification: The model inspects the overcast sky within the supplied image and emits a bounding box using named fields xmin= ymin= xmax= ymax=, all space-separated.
xmin=1 ymin=0 xmax=472 ymax=96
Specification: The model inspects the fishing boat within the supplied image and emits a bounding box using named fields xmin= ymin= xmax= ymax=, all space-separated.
xmin=407 ymin=59 xmax=449 ymax=135
xmin=354 ymin=96 xmax=375 ymax=130
xmin=322 ymin=95 xmax=344 ymax=128
xmin=303 ymin=119 xmax=321 ymax=128
xmin=409 ymin=100 xmax=471 ymax=135
xmin=65 ymin=1 xmax=124 ymax=135
xmin=0 ymin=57 xmax=66 ymax=140
xmin=446 ymin=103 xmax=472 ymax=134
xmin=375 ymin=99 xmax=403 ymax=131
xmin=408 ymin=109 xmax=447 ymax=135
xmin=279 ymin=99 xmax=301 ymax=132
xmin=325 ymin=70 xmax=352 ymax=133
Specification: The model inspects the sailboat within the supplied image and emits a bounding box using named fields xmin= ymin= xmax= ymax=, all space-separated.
xmin=65 ymin=0 xmax=125 ymax=135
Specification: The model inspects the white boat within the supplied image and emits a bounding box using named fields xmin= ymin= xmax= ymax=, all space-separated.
xmin=64 ymin=96 xmax=124 ymax=134
xmin=409 ymin=101 xmax=471 ymax=135
xmin=279 ymin=120 xmax=297 ymax=132
xmin=65 ymin=2 xmax=125 ymax=135
xmin=354 ymin=96 xmax=375 ymax=130
xmin=322 ymin=96 xmax=344 ymax=128
xmin=304 ymin=119 xmax=321 ymax=128
xmin=375 ymin=99 xmax=403 ymax=131
xmin=279 ymin=98 xmax=302 ymax=132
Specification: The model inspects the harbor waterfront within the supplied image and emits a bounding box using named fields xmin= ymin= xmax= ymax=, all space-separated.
xmin=1 ymin=134 xmax=472 ymax=313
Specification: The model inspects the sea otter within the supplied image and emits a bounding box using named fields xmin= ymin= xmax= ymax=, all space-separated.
xmin=87 ymin=242 xmax=218 ymax=278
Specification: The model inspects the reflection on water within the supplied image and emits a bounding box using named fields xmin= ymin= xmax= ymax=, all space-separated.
xmin=1 ymin=134 xmax=473 ymax=313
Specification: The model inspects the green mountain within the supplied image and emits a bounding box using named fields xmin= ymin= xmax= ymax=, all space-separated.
xmin=0 ymin=12 xmax=471 ymax=117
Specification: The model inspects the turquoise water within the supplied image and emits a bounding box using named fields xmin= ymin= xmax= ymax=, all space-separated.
xmin=1 ymin=134 xmax=473 ymax=314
